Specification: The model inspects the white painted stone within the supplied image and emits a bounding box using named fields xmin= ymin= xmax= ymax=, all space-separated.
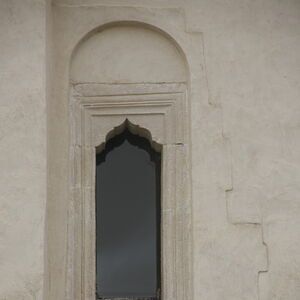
xmin=71 ymin=26 xmax=187 ymax=84
xmin=0 ymin=1 xmax=300 ymax=300
xmin=0 ymin=0 xmax=47 ymax=299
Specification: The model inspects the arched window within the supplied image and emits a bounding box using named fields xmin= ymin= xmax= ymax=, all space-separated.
xmin=96 ymin=122 xmax=161 ymax=299
xmin=63 ymin=20 xmax=192 ymax=300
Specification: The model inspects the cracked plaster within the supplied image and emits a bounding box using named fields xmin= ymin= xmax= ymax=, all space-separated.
xmin=0 ymin=1 xmax=300 ymax=300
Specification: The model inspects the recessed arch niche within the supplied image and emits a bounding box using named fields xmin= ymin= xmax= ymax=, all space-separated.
xmin=68 ymin=22 xmax=191 ymax=300
xmin=70 ymin=23 xmax=188 ymax=84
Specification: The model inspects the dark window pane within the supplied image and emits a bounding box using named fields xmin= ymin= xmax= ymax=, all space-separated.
xmin=96 ymin=128 xmax=161 ymax=299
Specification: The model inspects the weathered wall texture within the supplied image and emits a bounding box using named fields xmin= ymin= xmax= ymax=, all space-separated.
xmin=186 ymin=1 xmax=300 ymax=299
xmin=0 ymin=0 xmax=47 ymax=299
xmin=0 ymin=0 xmax=300 ymax=299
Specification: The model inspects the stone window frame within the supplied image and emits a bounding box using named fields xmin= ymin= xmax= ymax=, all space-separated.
xmin=68 ymin=82 xmax=192 ymax=300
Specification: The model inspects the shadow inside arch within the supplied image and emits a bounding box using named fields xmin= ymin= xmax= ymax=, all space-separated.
xmin=96 ymin=119 xmax=162 ymax=158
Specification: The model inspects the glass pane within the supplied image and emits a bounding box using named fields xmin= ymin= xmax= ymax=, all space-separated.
xmin=96 ymin=128 xmax=161 ymax=299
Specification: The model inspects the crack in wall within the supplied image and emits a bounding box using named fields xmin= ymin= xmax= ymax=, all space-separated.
xmin=200 ymin=34 xmax=212 ymax=106
xmin=258 ymin=219 xmax=269 ymax=300
xmin=222 ymin=123 xmax=269 ymax=299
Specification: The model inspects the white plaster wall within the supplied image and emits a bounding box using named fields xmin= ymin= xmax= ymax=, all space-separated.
xmin=186 ymin=1 xmax=300 ymax=299
xmin=0 ymin=0 xmax=300 ymax=299
xmin=0 ymin=1 xmax=47 ymax=299
xmin=71 ymin=26 xmax=186 ymax=83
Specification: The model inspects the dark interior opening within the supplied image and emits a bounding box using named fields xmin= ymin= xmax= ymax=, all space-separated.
xmin=96 ymin=125 xmax=161 ymax=299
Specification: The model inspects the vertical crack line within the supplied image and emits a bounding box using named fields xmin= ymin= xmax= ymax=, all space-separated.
xmin=258 ymin=269 xmax=268 ymax=300
xmin=223 ymin=134 xmax=234 ymax=224
xmin=200 ymin=34 xmax=212 ymax=106
xmin=257 ymin=219 xmax=269 ymax=300
xmin=221 ymin=120 xmax=268 ymax=300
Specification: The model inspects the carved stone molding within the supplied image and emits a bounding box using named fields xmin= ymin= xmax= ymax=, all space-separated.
xmin=49 ymin=4 xmax=205 ymax=300
xmin=67 ymin=83 xmax=192 ymax=300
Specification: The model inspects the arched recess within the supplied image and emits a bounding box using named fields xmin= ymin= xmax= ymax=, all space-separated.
xmin=67 ymin=21 xmax=192 ymax=300
xmin=95 ymin=119 xmax=162 ymax=299
xmin=70 ymin=21 xmax=189 ymax=84
xmin=96 ymin=118 xmax=162 ymax=154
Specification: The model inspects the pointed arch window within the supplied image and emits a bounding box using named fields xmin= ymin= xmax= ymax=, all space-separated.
xmin=96 ymin=121 xmax=161 ymax=300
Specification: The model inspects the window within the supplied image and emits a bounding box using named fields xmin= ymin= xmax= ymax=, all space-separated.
xmin=67 ymin=82 xmax=191 ymax=300
xmin=96 ymin=123 xmax=161 ymax=299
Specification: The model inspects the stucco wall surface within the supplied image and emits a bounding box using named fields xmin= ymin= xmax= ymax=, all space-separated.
xmin=0 ymin=1 xmax=47 ymax=299
xmin=0 ymin=0 xmax=300 ymax=300
xmin=186 ymin=1 xmax=300 ymax=299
